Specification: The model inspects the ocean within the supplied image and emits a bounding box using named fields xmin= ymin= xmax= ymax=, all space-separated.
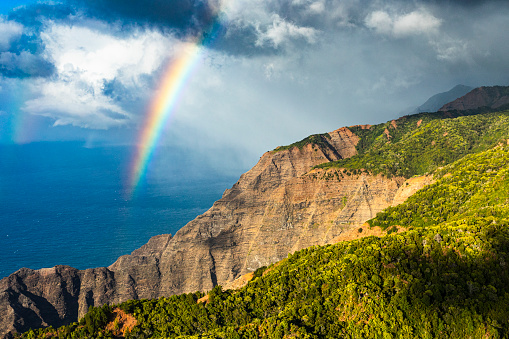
xmin=0 ymin=142 xmax=240 ymax=279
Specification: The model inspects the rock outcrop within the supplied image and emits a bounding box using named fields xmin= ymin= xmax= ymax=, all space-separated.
xmin=439 ymin=86 xmax=509 ymax=112
xmin=0 ymin=127 xmax=431 ymax=338
xmin=413 ymin=84 xmax=473 ymax=114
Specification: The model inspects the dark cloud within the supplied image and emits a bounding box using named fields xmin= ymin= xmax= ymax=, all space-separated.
xmin=7 ymin=0 xmax=219 ymax=38
xmin=0 ymin=51 xmax=55 ymax=78
xmin=0 ymin=30 xmax=56 ymax=78
xmin=67 ymin=0 xmax=217 ymax=34
xmin=102 ymin=73 xmax=154 ymax=103
xmin=0 ymin=3 xmax=77 ymax=78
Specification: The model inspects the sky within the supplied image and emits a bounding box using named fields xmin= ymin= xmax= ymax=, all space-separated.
xmin=0 ymin=0 xmax=508 ymax=170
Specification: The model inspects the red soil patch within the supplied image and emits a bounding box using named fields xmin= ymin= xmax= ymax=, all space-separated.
xmin=332 ymin=224 xmax=406 ymax=243
xmin=223 ymin=272 xmax=255 ymax=291
xmin=384 ymin=128 xmax=390 ymax=140
xmin=197 ymin=295 xmax=209 ymax=304
xmin=362 ymin=124 xmax=372 ymax=129
xmin=105 ymin=308 xmax=137 ymax=337
xmin=349 ymin=124 xmax=372 ymax=130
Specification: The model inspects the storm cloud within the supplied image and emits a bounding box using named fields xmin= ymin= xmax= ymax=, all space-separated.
xmin=68 ymin=0 xmax=218 ymax=34
xmin=0 ymin=0 xmax=508 ymax=166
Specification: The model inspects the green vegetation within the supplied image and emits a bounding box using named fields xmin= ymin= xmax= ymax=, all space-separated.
xmin=16 ymin=111 xmax=509 ymax=338
xmin=18 ymin=216 xmax=509 ymax=338
xmin=369 ymin=144 xmax=509 ymax=230
xmin=272 ymin=133 xmax=332 ymax=153
xmin=273 ymin=110 xmax=509 ymax=178
xmin=19 ymin=305 xmax=114 ymax=339
xmin=318 ymin=111 xmax=509 ymax=178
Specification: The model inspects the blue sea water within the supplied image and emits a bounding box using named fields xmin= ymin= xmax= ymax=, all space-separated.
xmin=0 ymin=142 xmax=240 ymax=279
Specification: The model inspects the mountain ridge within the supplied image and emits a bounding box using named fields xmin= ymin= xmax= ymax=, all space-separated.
xmin=440 ymin=85 xmax=509 ymax=111
xmin=17 ymin=142 xmax=509 ymax=338
xmin=412 ymin=84 xmax=473 ymax=114
xmin=2 ymin=85 xmax=509 ymax=338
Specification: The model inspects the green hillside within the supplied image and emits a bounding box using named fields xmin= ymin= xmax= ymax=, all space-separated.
xmin=17 ymin=112 xmax=509 ymax=339
xmin=317 ymin=110 xmax=509 ymax=178
xmin=369 ymin=143 xmax=509 ymax=230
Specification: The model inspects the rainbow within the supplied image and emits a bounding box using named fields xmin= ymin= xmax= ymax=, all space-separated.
xmin=128 ymin=17 xmax=224 ymax=196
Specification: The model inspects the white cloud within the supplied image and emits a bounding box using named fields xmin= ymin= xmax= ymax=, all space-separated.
xmin=23 ymin=80 xmax=130 ymax=129
xmin=393 ymin=10 xmax=441 ymax=37
xmin=41 ymin=24 xmax=173 ymax=87
xmin=308 ymin=1 xmax=325 ymax=14
xmin=1 ymin=0 xmax=509 ymax=157
xmin=256 ymin=14 xmax=319 ymax=48
xmin=431 ymin=38 xmax=470 ymax=62
xmin=366 ymin=9 xmax=441 ymax=37
xmin=23 ymin=23 xmax=178 ymax=128
xmin=0 ymin=18 xmax=23 ymax=51
xmin=365 ymin=11 xmax=393 ymax=35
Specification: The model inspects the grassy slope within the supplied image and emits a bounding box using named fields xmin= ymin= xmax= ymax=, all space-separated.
xmin=274 ymin=110 xmax=509 ymax=179
xmin=318 ymin=110 xmax=509 ymax=178
xmin=369 ymin=143 xmax=509 ymax=230
xmin=272 ymin=133 xmax=332 ymax=153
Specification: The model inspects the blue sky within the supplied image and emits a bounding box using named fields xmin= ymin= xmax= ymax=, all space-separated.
xmin=0 ymin=0 xmax=34 ymax=13
xmin=0 ymin=0 xmax=508 ymax=168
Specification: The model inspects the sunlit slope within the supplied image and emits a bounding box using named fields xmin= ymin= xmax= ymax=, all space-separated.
xmin=19 ymin=143 xmax=509 ymax=338
xmin=317 ymin=110 xmax=509 ymax=178
xmin=369 ymin=143 xmax=509 ymax=230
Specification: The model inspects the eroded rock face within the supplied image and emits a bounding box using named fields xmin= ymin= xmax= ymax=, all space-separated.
xmin=0 ymin=127 xmax=431 ymax=338
xmin=0 ymin=266 xmax=115 ymax=338
xmin=439 ymin=86 xmax=509 ymax=112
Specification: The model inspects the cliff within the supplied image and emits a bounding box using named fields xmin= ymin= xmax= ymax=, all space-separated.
xmin=0 ymin=127 xmax=431 ymax=338
xmin=5 ymin=84 xmax=509 ymax=337
xmin=4 ymin=86 xmax=509 ymax=338
xmin=13 ymin=143 xmax=509 ymax=338
xmin=413 ymin=84 xmax=472 ymax=114
xmin=439 ymin=86 xmax=509 ymax=111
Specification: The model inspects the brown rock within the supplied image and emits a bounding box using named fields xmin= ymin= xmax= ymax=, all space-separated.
xmin=439 ymin=86 xmax=509 ymax=111
xmin=0 ymin=126 xmax=430 ymax=338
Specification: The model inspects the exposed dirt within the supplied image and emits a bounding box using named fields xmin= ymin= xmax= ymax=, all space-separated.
xmin=197 ymin=295 xmax=209 ymax=304
xmin=349 ymin=124 xmax=372 ymax=130
xmin=105 ymin=308 xmax=137 ymax=338
xmin=384 ymin=128 xmax=390 ymax=140
xmin=392 ymin=175 xmax=434 ymax=206
xmin=223 ymin=272 xmax=255 ymax=291
xmin=332 ymin=224 xmax=407 ymax=243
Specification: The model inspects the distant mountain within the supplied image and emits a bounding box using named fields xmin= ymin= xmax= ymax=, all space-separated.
xmin=411 ymin=84 xmax=473 ymax=114
xmin=439 ymin=85 xmax=509 ymax=111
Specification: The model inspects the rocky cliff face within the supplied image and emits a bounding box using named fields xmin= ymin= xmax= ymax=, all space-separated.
xmin=413 ymin=84 xmax=472 ymax=114
xmin=439 ymin=86 xmax=509 ymax=111
xmin=0 ymin=127 xmax=431 ymax=338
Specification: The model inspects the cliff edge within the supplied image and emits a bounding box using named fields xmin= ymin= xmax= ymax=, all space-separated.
xmin=0 ymin=126 xmax=432 ymax=338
